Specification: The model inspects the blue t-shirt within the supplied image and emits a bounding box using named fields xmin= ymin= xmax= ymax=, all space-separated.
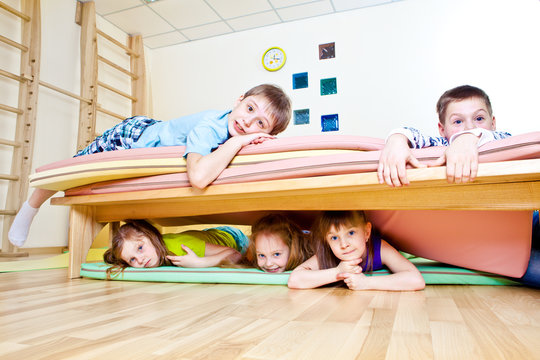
xmin=131 ymin=110 xmax=231 ymax=157
xmin=209 ymin=225 xmax=249 ymax=254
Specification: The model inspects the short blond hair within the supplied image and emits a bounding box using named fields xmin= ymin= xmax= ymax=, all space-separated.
xmin=243 ymin=84 xmax=291 ymax=135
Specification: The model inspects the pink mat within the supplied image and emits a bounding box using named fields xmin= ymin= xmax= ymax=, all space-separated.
xmin=36 ymin=134 xmax=385 ymax=172
xmin=367 ymin=210 xmax=532 ymax=278
xmin=65 ymin=131 xmax=540 ymax=196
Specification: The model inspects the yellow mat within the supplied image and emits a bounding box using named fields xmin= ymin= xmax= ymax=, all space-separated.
xmin=0 ymin=248 xmax=106 ymax=272
xmin=30 ymin=149 xmax=351 ymax=191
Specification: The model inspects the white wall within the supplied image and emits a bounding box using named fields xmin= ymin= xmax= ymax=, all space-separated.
xmin=1 ymin=0 xmax=538 ymax=248
xmin=150 ymin=0 xmax=539 ymax=138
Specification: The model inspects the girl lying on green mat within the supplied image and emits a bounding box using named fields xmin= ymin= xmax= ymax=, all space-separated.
xmin=288 ymin=211 xmax=425 ymax=291
xmin=103 ymin=220 xmax=249 ymax=278
xmin=104 ymin=213 xmax=315 ymax=278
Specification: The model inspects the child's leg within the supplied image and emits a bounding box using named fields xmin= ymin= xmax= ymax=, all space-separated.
xmin=8 ymin=117 xmax=159 ymax=247
xmin=74 ymin=116 xmax=159 ymax=157
xmin=8 ymin=188 xmax=56 ymax=247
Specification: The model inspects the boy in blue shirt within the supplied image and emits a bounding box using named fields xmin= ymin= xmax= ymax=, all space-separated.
xmin=9 ymin=84 xmax=291 ymax=247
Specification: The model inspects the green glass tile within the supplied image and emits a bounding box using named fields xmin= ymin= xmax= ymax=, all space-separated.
xmin=320 ymin=77 xmax=337 ymax=96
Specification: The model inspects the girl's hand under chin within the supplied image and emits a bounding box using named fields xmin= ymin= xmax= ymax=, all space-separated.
xmin=337 ymin=272 xmax=368 ymax=290
xmin=336 ymin=258 xmax=362 ymax=275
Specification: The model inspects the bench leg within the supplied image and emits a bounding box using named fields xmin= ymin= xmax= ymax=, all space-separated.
xmin=68 ymin=205 xmax=102 ymax=279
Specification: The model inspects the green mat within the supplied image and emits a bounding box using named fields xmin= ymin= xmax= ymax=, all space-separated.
xmin=81 ymin=257 xmax=521 ymax=286
xmin=0 ymin=249 xmax=107 ymax=273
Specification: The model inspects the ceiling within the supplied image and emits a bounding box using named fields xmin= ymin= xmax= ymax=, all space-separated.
xmin=92 ymin=0 xmax=402 ymax=49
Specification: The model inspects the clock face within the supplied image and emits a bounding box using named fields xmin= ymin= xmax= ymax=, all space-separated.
xmin=262 ymin=47 xmax=286 ymax=71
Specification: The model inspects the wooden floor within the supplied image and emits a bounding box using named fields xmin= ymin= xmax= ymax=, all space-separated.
xmin=0 ymin=269 xmax=539 ymax=360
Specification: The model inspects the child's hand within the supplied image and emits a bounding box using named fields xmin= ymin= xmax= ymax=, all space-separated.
xmin=186 ymin=133 xmax=275 ymax=189
xmin=166 ymin=245 xmax=203 ymax=267
xmin=336 ymin=259 xmax=362 ymax=275
xmin=378 ymin=134 xmax=426 ymax=187
xmin=429 ymin=133 xmax=479 ymax=183
xmin=233 ymin=133 xmax=275 ymax=147
xmin=223 ymin=248 xmax=242 ymax=263
xmin=249 ymin=133 xmax=275 ymax=145
xmin=336 ymin=272 xmax=368 ymax=290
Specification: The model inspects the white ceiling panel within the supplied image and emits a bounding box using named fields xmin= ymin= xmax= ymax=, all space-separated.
xmin=104 ymin=5 xmax=174 ymax=37
xmin=150 ymin=0 xmax=220 ymax=29
xmin=227 ymin=11 xmax=281 ymax=31
xmin=332 ymin=0 xmax=392 ymax=11
xmin=93 ymin=0 xmax=142 ymax=16
xmin=182 ymin=21 xmax=233 ymax=41
xmin=277 ymin=0 xmax=334 ymax=22
xmin=207 ymin=0 xmax=273 ymax=19
xmin=269 ymin=0 xmax=318 ymax=8
xmin=143 ymin=31 xmax=188 ymax=49
xmin=93 ymin=0 xmax=404 ymax=48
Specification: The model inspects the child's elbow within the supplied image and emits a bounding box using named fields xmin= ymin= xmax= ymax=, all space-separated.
xmin=186 ymin=159 xmax=211 ymax=189
xmin=410 ymin=276 xmax=426 ymax=291
xmin=227 ymin=250 xmax=242 ymax=264
xmin=287 ymin=274 xmax=305 ymax=289
xmin=187 ymin=173 xmax=210 ymax=190
xmin=189 ymin=180 xmax=207 ymax=190
xmin=287 ymin=273 xmax=314 ymax=289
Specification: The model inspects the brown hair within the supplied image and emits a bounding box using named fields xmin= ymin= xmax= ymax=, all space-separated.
xmin=436 ymin=85 xmax=493 ymax=124
xmin=103 ymin=220 xmax=173 ymax=279
xmin=243 ymin=84 xmax=291 ymax=135
xmin=311 ymin=211 xmax=375 ymax=273
xmin=245 ymin=213 xmax=313 ymax=271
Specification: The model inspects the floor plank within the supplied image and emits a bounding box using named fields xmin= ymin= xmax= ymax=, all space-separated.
xmin=0 ymin=269 xmax=538 ymax=359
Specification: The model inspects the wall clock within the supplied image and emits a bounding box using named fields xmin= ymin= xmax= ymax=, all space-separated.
xmin=262 ymin=47 xmax=286 ymax=71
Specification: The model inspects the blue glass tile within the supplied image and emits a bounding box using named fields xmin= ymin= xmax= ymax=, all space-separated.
xmin=294 ymin=109 xmax=310 ymax=125
xmin=292 ymin=72 xmax=308 ymax=89
xmin=321 ymin=114 xmax=339 ymax=132
xmin=320 ymin=77 xmax=337 ymax=96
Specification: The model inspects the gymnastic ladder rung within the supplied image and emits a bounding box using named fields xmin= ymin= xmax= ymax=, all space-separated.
xmin=0 ymin=137 xmax=22 ymax=147
xmin=0 ymin=1 xmax=30 ymax=21
xmin=0 ymin=172 xmax=18 ymax=217
xmin=1 ymin=0 xmax=39 ymax=257
xmin=0 ymin=174 xmax=19 ymax=181
xmin=0 ymin=103 xmax=24 ymax=114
